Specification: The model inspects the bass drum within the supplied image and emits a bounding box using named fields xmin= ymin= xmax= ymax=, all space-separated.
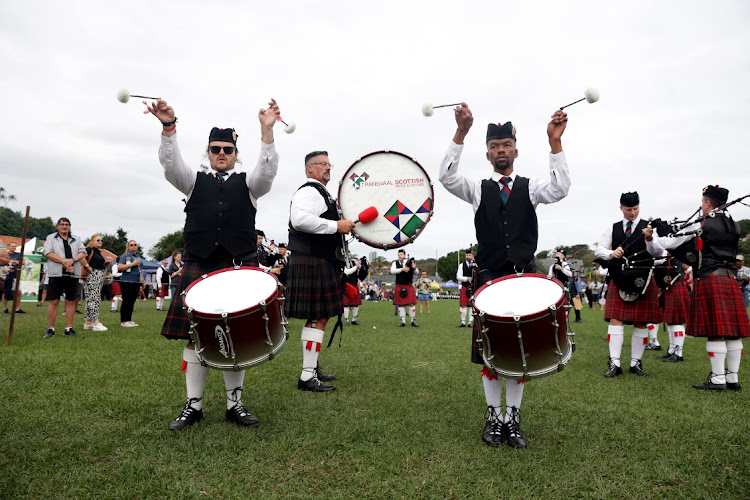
xmin=182 ymin=266 xmax=288 ymax=371
xmin=338 ymin=150 xmax=434 ymax=249
xmin=473 ymin=273 xmax=572 ymax=380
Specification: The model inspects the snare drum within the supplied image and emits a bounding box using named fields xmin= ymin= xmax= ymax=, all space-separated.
xmin=473 ymin=274 xmax=572 ymax=380
xmin=338 ymin=150 xmax=434 ymax=249
xmin=182 ymin=266 xmax=288 ymax=371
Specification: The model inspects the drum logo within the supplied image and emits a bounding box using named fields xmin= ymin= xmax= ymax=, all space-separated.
xmin=384 ymin=198 xmax=433 ymax=243
xmin=349 ymin=172 xmax=370 ymax=190
xmin=214 ymin=325 xmax=230 ymax=358
xmin=351 ymin=173 xmax=427 ymax=191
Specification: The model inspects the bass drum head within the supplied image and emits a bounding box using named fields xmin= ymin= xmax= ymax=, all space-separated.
xmin=338 ymin=151 xmax=434 ymax=249
xmin=474 ymin=274 xmax=564 ymax=318
xmin=184 ymin=267 xmax=278 ymax=315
